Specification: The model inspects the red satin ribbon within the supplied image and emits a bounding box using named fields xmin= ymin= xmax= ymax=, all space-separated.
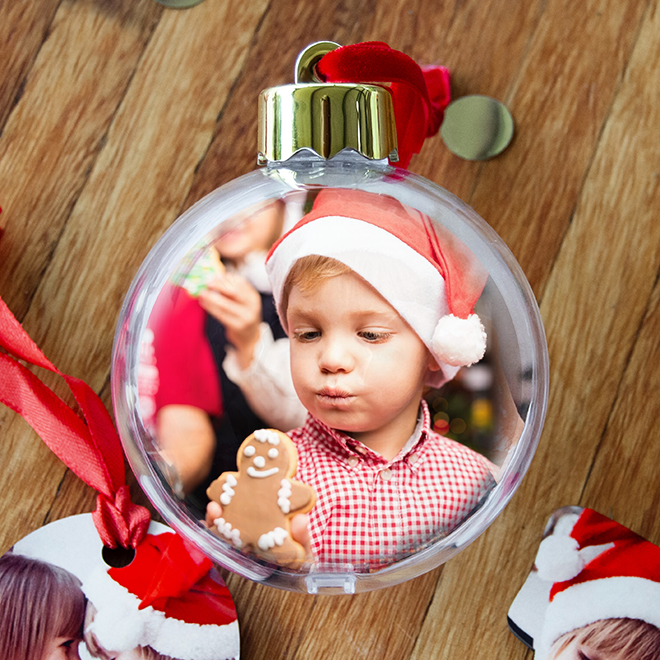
xmin=0 ymin=295 xmax=150 ymax=549
xmin=316 ymin=41 xmax=451 ymax=168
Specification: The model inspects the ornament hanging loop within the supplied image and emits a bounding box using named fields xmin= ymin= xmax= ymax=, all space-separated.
xmin=294 ymin=41 xmax=340 ymax=83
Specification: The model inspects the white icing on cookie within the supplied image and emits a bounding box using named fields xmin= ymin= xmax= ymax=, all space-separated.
xmin=268 ymin=448 xmax=279 ymax=459
xmin=257 ymin=527 xmax=289 ymax=551
xmin=219 ymin=475 xmax=237 ymax=505
xmin=254 ymin=429 xmax=281 ymax=445
xmin=243 ymin=445 xmax=256 ymax=457
xmin=214 ymin=517 xmax=243 ymax=547
xmin=253 ymin=456 xmax=266 ymax=468
xmin=277 ymin=479 xmax=292 ymax=514
xmin=247 ymin=466 xmax=279 ymax=478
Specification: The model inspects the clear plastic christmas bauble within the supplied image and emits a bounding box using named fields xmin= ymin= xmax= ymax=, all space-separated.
xmin=112 ymin=43 xmax=548 ymax=593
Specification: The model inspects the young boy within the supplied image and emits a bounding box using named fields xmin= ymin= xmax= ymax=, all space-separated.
xmin=210 ymin=188 xmax=497 ymax=570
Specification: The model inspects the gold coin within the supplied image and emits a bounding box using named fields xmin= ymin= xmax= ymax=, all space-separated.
xmin=441 ymin=95 xmax=514 ymax=160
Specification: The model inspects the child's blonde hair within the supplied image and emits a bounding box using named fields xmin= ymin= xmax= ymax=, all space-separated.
xmin=0 ymin=553 xmax=85 ymax=660
xmin=550 ymin=618 xmax=660 ymax=660
xmin=281 ymin=254 xmax=352 ymax=319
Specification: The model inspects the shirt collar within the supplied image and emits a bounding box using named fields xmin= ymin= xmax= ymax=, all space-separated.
xmin=304 ymin=401 xmax=433 ymax=466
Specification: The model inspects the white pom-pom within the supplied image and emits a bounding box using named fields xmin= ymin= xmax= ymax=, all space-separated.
xmin=93 ymin=602 xmax=144 ymax=652
xmin=535 ymin=535 xmax=585 ymax=582
xmin=431 ymin=313 xmax=487 ymax=367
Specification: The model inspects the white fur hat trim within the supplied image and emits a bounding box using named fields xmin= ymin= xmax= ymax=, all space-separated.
xmin=83 ymin=567 xmax=240 ymax=660
xmin=268 ymin=215 xmax=449 ymax=350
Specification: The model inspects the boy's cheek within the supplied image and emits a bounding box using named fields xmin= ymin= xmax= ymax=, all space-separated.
xmin=363 ymin=344 xmax=409 ymax=372
xmin=289 ymin=350 xmax=307 ymax=381
xmin=289 ymin=356 xmax=314 ymax=402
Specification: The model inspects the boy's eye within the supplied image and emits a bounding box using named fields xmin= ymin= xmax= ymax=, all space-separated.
xmin=293 ymin=330 xmax=321 ymax=342
xmin=359 ymin=330 xmax=391 ymax=342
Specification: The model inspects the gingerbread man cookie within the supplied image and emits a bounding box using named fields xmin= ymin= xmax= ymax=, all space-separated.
xmin=207 ymin=429 xmax=316 ymax=567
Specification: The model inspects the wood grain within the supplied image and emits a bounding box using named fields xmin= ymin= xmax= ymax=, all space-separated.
xmin=470 ymin=0 xmax=650 ymax=294
xmin=0 ymin=0 xmax=61 ymax=131
xmin=0 ymin=0 xmax=161 ymax=318
xmin=408 ymin=3 xmax=660 ymax=657
xmin=397 ymin=0 xmax=547 ymax=201
xmin=1 ymin=0 xmax=660 ymax=657
xmin=20 ymin=0 xmax=268 ymax=381
xmin=576 ymin=0 xmax=660 ymax=542
xmin=0 ymin=0 xmax=267 ymax=551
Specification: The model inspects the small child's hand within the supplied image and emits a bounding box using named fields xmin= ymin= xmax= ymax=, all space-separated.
xmin=205 ymin=500 xmax=223 ymax=529
xmin=290 ymin=513 xmax=311 ymax=558
xmin=198 ymin=274 xmax=262 ymax=369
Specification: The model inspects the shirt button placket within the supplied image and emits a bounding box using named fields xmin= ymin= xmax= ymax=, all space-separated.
xmin=379 ymin=468 xmax=393 ymax=482
xmin=376 ymin=467 xmax=395 ymax=563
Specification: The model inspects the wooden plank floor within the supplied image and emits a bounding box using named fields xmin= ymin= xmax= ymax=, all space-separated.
xmin=1 ymin=0 xmax=659 ymax=657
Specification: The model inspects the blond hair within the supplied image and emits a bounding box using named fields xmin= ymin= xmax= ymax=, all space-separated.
xmin=551 ymin=618 xmax=660 ymax=660
xmin=0 ymin=553 xmax=85 ymax=660
xmin=281 ymin=255 xmax=352 ymax=319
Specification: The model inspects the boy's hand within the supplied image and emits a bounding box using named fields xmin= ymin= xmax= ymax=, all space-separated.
xmin=198 ymin=274 xmax=262 ymax=369
xmin=205 ymin=500 xmax=223 ymax=529
xmin=204 ymin=501 xmax=312 ymax=559
xmin=289 ymin=513 xmax=311 ymax=556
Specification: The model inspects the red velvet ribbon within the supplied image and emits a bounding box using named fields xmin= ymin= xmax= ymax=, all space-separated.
xmin=316 ymin=41 xmax=451 ymax=168
xmin=0 ymin=295 xmax=150 ymax=549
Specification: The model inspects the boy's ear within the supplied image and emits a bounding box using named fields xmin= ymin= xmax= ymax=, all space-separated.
xmin=427 ymin=352 xmax=441 ymax=372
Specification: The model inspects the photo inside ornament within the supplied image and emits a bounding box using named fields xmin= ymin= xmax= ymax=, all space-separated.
xmin=2 ymin=514 xmax=240 ymax=660
xmin=508 ymin=506 xmax=660 ymax=660
xmin=113 ymin=167 xmax=548 ymax=593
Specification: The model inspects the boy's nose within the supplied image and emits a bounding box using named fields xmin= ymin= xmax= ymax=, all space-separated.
xmin=318 ymin=337 xmax=355 ymax=373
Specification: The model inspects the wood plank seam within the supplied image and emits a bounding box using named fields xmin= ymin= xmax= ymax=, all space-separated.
xmin=502 ymin=0 xmax=551 ymax=108
xmin=41 ymin=467 xmax=70 ymax=527
xmin=177 ymin=0 xmax=274 ymax=217
xmin=10 ymin=7 xmax=166 ymax=324
xmin=463 ymin=1 xmax=551 ymax=207
xmin=539 ymin=0 xmax=655 ymax=297
xmin=0 ymin=0 xmax=64 ymax=135
xmin=577 ymin=263 xmax=660 ymax=507
xmin=531 ymin=0 xmax=651 ymax=312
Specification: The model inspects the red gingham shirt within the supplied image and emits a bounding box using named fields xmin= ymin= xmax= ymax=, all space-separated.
xmin=289 ymin=402 xmax=496 ymax=570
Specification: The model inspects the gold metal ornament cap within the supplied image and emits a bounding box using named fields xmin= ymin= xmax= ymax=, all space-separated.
xmin=257 ymin=42 xmax=398 ymax=164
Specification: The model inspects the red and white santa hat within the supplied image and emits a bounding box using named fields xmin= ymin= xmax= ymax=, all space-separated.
xmin=265 ymin=188 xmax=489 ymax=385
xmin=83 ymin=531 xmax=239 ymax=660
xmin=534 ymin=508 xmax=660 ymax=659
